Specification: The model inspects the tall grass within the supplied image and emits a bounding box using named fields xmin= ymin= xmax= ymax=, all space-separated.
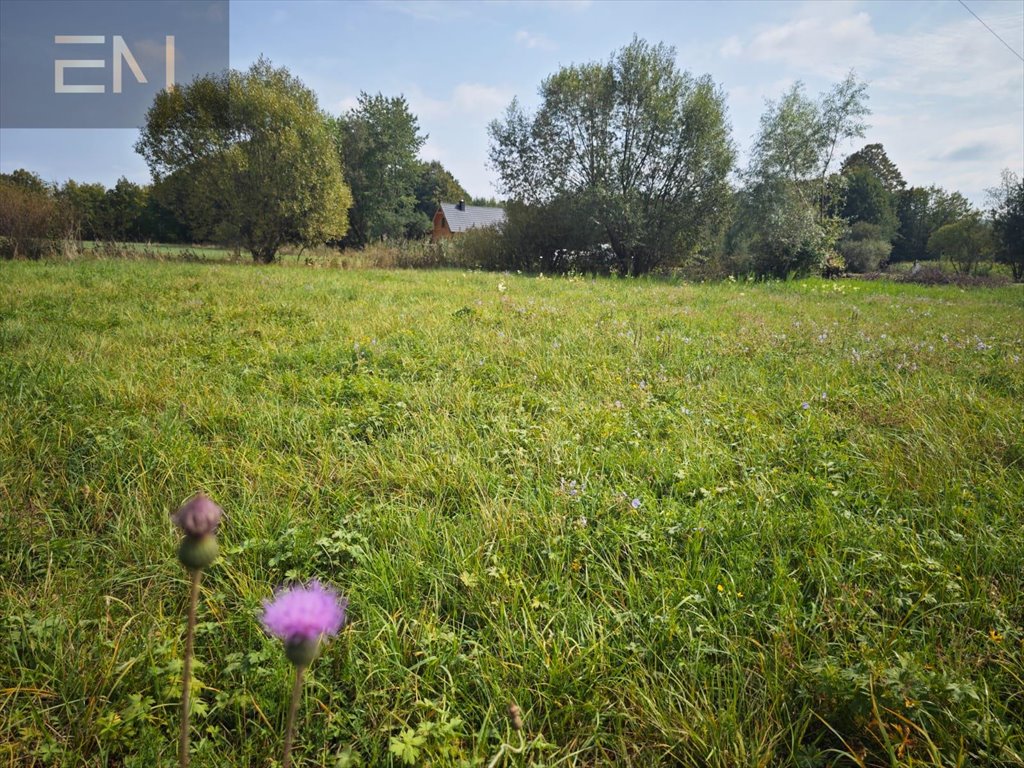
xmin=1 ymin=260 xmax=1022 ymax=766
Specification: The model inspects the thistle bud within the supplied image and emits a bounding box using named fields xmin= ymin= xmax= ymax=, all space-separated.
xmin=507 ymin=704 xmax=523 ymax=732
xmin=178 ymin=533 xmax=219 ymax=571
xmin=172 ymin=494 xmax=223 ymax=537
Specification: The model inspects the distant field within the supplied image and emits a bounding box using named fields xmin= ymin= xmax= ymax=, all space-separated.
xmin=78 ymin=241 xmax=239 ymax=261
xmin=1 ymin=259 xmax=1022 ymax=766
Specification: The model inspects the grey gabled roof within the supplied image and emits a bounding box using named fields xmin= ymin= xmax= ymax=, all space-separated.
xmin=438 ymin=202 xmax=506 ymax=233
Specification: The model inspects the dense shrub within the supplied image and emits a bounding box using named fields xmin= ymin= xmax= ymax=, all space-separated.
xmin=928 ymin=214 xmax=991 ymax=275
xmin=837 ymin=221 xmax=893 ymax=273
xmin=447 ymin=226 xmax=506 ymax=270
xmin=0 ymin=181 xmax=74 ymax=259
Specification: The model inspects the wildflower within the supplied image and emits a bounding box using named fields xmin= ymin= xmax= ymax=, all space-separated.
xmin=262 ymin=581 xmax=347 ymax=665
xmin=497 ymin=281 xmax=507 ymax=293
xmin=801 ymin=402 xmax=810 ymax=410
xmin=717 ymin=584 xmax=724 ymax=593
xmin=262 ymin=581 xmax=348 ymax=768
xmin=989 ymin=629 xmax=1003 ymax=643
xmin=172 ymin=493 xmax=222 ymax=538
xmin=172 ymin=493 xmax=224 ymax=768
xmin=631 ymin=498 xmax=642 ymax=510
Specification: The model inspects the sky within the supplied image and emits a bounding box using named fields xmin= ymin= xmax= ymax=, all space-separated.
xmin=1 ymin=0 xmax=1022 ymax=206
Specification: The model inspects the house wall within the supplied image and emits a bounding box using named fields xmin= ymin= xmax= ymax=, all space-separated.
xmin=431 ymin=210 xmax=453 ymax=242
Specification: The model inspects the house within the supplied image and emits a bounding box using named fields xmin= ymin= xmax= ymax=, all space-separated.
xmin=432 ymin=200 xmax=506 ymax=242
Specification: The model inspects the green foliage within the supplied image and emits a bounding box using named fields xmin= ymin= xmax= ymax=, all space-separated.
xmin=840 ymin=142 xmax=906 ymax=193
xmin=0 ymin=176 xmax=73 ymax=259
xmin=0 ymin=168 xmax=51 ymax=195
xmin=136 ymin=58 xmax=352 ymax=262
xmin=99 ymin=177 xmax=149 ymax=242
xmin=893 ymin=186 xmax=975 ymax=263
xmin=928 ymin=213 xmax=991 ymax=274
xmin=837 ymin=221 xmax=893 ymax=273
xmin=892 ymin=186 xmax=933 ymax=262
xmin=56 ymin=180 xmax=107 ymax=241
xmin=333 ymin=93 xmax=426 ymax=247
xmin=741 ymin=73 xmax=870 ymax=277
xmin=488 ymin=37 xmax=735 ymax=275
xmin=988 ymin=169 xmax=1024 ymax=282
xmin=500 ymin=197 xmax=611 ymax=273
xmin=841 ymin=168 xmax=897 ymax=239
xmin=412 ymin=161 xmax=470 ymax=227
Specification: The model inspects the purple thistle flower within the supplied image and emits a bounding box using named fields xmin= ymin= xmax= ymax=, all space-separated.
xmin=262 ymin=581 xmax=347 ymax=644
xmin=172 ymin=493 xmax=223 ymax=537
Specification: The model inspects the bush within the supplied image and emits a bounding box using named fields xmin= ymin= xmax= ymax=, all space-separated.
xmin=837 ymin=222 xmax=892 ymax=273
xmin=0 ymin=181 xmax=74 ymax=259
xmin=480 ymin=198 xmax=624 ymax=275
xmin=928 ymin=214 xmax=990 ymax=275
xmin=448 ymin=226 xmax=506 ymax=270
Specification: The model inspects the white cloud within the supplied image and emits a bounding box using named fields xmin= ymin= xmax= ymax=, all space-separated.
xmin=719 ymin=36 xmax=743 ymax=59
xmin=452 ymin=83 xmax=512 ymax=113
xmin=515 ymin=29 xmax=557 ymax=51
xmin=719 ymin=2 xmax=1024 ymax=200
xmin=406 ymin=82 xmax=513 ymax=121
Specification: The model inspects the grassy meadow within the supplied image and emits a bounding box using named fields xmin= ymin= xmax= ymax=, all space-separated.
xmin=1 ymin=259 xmax=1023 ymax=767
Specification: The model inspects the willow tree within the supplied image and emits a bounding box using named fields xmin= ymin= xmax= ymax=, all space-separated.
xmin=738 ymin=73 xmax=870 ymax=277
xmin=488 ymin=37 xmax=735 ymax=276
xmin=136 ymin=58 xmax=352 ymax=262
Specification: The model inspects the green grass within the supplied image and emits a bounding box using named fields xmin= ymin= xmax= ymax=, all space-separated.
xmin=1 ymin=260 xmax=1022 ymax=767
xmin=79 ymin=241 xmax=239 ymax=261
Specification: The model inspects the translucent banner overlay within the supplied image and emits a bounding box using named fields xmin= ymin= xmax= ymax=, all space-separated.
xmin=1 ymin=0 xmax=229 ymax=128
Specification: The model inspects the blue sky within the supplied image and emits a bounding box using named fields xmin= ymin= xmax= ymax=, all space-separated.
xmin=1 ymin=0 xmax=1022 ymax=205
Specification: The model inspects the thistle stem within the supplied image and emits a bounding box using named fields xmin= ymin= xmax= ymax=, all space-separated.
xmin=282 ymin=664 xmax=306 ymax=768
xmin=179 ymin=569 xmax=202 ymax=768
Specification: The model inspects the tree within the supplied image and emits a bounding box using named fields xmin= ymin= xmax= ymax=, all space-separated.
xmin=741 ymin=73 xmax=870 ymax=277
xmin=988 ymin=169 xmax=1024 ymax=281
xmin=0 ymin=169 xmax=51 ymax=195
xmin=928 ymin=213 xmax=990 ymax=274
xmin=892 ymin=185 xmax=974 ymax=262
xmin=333 ymin=93 xmax=426 ymax=247
xmin=841 ymin=168 xmax=897 ymax=239
xmin=414 ymin=160 xmax=469 ymax=216
xmin=57 ymin=180 xmax=107 ymax=241
xmin=891 ymin=186 xmax=932 ymax=262
xmin=488 ymin=37 xmax=735 ymax=276
xmin=136 ymin=58 xmax=352 ymax=262
xmin=99 ymin=177 xmax=148 ymax=242
xmin=412 ymin=160 xmax=470 ymax=236
xmin=840 ymin=143 xmax=905 ymax=193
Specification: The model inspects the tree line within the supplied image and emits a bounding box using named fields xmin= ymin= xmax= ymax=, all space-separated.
xmin=2 ymin=47 xmax=1021 ymax=279
xmin=486 ymin=39 xmax=1022 ymax=280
